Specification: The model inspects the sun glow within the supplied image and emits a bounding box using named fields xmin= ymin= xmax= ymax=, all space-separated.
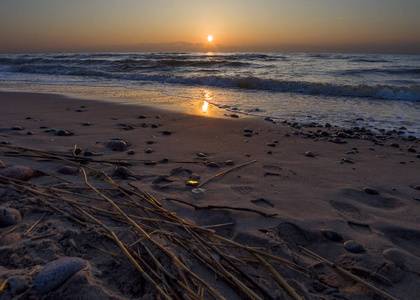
xmin=207 ymin=35 xmax=213 ymax=42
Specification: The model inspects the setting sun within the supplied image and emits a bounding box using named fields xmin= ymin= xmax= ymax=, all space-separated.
xmin=207 ymin=35 xmax=213 ymax=42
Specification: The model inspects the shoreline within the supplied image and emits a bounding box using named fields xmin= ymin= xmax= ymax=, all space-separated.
xmin=0 ymin=90 xmax=419 ymax=299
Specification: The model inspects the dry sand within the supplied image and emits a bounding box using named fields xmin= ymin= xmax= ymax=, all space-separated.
xmin=0 ymin=91 xmax=419 ymax=299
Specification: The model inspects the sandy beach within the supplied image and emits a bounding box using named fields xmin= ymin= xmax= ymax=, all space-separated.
xmin=0 ymin=91 xmax=419 ymax=299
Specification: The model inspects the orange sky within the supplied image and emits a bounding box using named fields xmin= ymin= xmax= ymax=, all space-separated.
xmin=0 ymin=0 xmax=419 ymax=53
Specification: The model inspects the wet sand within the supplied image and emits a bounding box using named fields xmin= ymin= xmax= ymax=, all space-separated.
xmin=0 ymin=91 xmax=419 ymax=299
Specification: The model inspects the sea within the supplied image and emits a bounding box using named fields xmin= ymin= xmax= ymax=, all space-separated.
xmin=0 ymin=52 xmax=419 ymax=136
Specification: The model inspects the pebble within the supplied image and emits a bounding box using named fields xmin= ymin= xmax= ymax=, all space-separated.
xmin=33 ymin=257 xmax=87 ymax=295
xmin=0 ymin=207 xmax=22 ymax=227
xmin=407 ymin=147 xmax=416 ymax=153
xmin=11 ymin=126 xmax=23 ymax=131
xmin=127 ymin=150 xmax=135 ymax=155
xmin=146 ymin=140 xmax=154 ymax=144
xmin=0 ymin=165 xmax=35 ymax=181
xmin=145 ymin=148 xmax=153 ymax=154
xmin=73 ymin=147 xmax=82 ymax=155
xmin=81 ymin=122 xmax=91 ymax=126
xmin=163 ymin=130 xmax=172 ymax=135
xmin=7 ymin=276 xmax=28 ymax=296
xmin=244 ymin=133 xmax=252 ymax=137
xmin=265 ymin=143 xmax=276 ymax=147
xmin=321 ymin=230 xmax=343 ymax=242
xmin=144 ymin=161 xmax=157 ymax=166
xmin=344 ymin=240 xmax=365 ymax=253
xmin=137 ymin=115 xmax=146 ymax=119
xmin=57 ymin=166 xmax=79 ymax=175
xmin=206 ymin=162 xmax=221 ymax=168
xmin=225 ymin=160 xmax=234 ymax=165
xmin=106 ymin=140 xmax=128 ymax=151
xmin=0 ymin=232 xmax=20 ymax=246
xmin=230 ymin=114 xmax=239 ymax=118
xmin=412 ymin=185 xmax=420 ymax=190
xmin=383 ymin=248 xmax=405 ymax=268
xmin=266 ymin=151 xmax=272 ymax=155
xmin=114 ymin=166 xmax=134 ymax=178
xmin=363 ymin=187 xmax=380 ymax=195
xmin=53 ymin=129 xmax=73 ymax=136
xmin=341 ymin=157 xmax=354 ymax=164
xmin=305 ymin=151 xmax=315 ymax=158
xmin=27 ymin=131 xmax=34 ymax=135
xmin=160 ymin=158 xmax=169 ymax=163
xmin=196 ymin=152 xmax=207 ymax=157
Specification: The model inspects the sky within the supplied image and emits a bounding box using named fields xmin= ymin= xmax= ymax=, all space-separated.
xmin=0 ymin=0 xmax=419 ymax=54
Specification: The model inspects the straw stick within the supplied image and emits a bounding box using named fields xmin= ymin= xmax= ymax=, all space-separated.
xmin=23 ymin=212 xmax=46 ymax=236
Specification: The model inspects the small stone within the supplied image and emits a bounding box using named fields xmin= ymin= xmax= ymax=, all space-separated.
xmin=33 ymin=257 xmax=87 ymax=295
xmin=0 ymin=165 xmax=35 ymax=181
xmin=332 ymin=137 xmax=341 ymax=144
xmin=145 ymin=148 xmax=153 ymax=154
xmin=0 ymin=232 xmax=20 ymax=246
xmin=162 ymin=130 xmax=172 ymax=135
xmin=383 ymin=248 xmax=405 ymax=268
xmin=225 ymin=160 xmax=234 ymax=165
xmin=106 ymin=140 xmax=127 ymax=151
xmin=11 ymin=126 xmax=23 ymax=131
xmin=155 ymin=115 xmax=162 ymax=119
xmin=137 ymin=115 xmax=146 ymax=119
xmin=341 ymin=157 xmax=354 ymax=164
xmin=206 ymin=162 xmax=221 ymax=168
xmin=363 ymin=187 xmax=380 ymax=195
xmin=337 ymin=132 xmax=348 ymax=138
xmin=305 ymin=151 xmax=315 ymax=158
xmin=244 ymin=129 xmax=253 ymax=133
xmin=265 ymin=143 xmax=276 ymax=147
xmin=230 ymin=114 xmax=239 ymax=118
xmin=266 ymin=151 xmax=272 ymax=155
xmin=57 ymin=166 xmax=80 ymax=175
xmin=73 ymin=147 xmax=82 ymax=155
xmin=151 ymin=124 xmax=159 ymax=128
xmin=321 ymin=230 xmax=343 ymax=242
xmin=0 ymin=207 xmax=22 ymax=227
xmin=411 ymin=185 xmax=420 ymax=190
xmin=244 ymin=133 xmax=253 ymax=137
xmin=7 ymin=276 xmax=28 ymax=296
xmin=345 ymin=151 xmax=356 ymax=155
xmin=344 ymin=240 xmax=364 ymax=253
xmin=54 ymin=129 xmax=73 ymax=136
xmin=27 ymin=131 xmax=34 ymax=135
xmin=144 ymin=161 xmax=157 ymax=166
xmin=196 ymin=152 xmax=207 ymax=157
xmin=407 ymin=147 xmax=416 ymax=153
xmin=160 ymin=158 xmax=169 ymax=163
xmin=127 ymin=150 xmax=135 ymax=155
xmin=81 ymin=122 xmax=91 ymax=126
xmin=325 ymin=123 xmax=331 ymax=127
xmin=186 ymin=180 xmax=199 ymax=187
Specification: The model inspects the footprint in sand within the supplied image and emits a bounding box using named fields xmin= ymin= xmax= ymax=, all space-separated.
xmin=342 ymin=188 xmax=405 ymax=210
xmin=330 ymin=200 xmax=364 ymax=221
xmin=277 ymin=222 xmax=310 ymax=247
xmin=347 ymin=221 xmax=372 ymax=234
xmin=383 ymin=227 xmax=420 ymax=258
xmin=231 ymin=186 xmax=254 ymax=195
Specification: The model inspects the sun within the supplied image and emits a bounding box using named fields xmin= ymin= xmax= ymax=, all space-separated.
xmin=207 ymin=35 xmax=213 ymax=42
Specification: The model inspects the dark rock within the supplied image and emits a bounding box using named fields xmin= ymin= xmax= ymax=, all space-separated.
xmin=230 ymin=114 xmax=239 ymax=118
xmin=73 ymin=147 xmax=82 ymax=155
xmin=196 ymin=152 xmax=207 ymax=157
xmin=0 ymin=165 xmax=35 ymax=181
xmin=11 ymin=126 xmax=23 ymax=131
xmin=265 ymin=143 xmax=276 ymax=147
xmin=81 ymin=122 xmax=91 ymax=126
xmin=106 ymin=140 xmax=127 ymax=151
xmin=144 ymin=161 xmax=157 ymax=166
xmin=7 ymin=276 xmax=28 ymax=296
xmin=0 ymin=232 xmax=20 ymax=246
xmin=305 ymin=151 xmax=315 ymax=158
xmin=225 ymin=160 xmax=234 ymax=165
xmin=33 ymin=257 xmax=87 ymax=295
xmin=27 ymin=131 xmax=34 ymax=135
xmin=341 ymin=157 xmax=354 ymax=164
xmin=244 ymin=133 xmax=253 ymax=137
xmin=155 ymin=115 xmax=162 ymax=119
xmin=163 ymin=130 xmax=172 ymax=135
xmin=321 ymin=230 xmax=343 ymax=242
xmin=363 ymin=187 xmax=380 ymax=195
xmin=160 ymin=158 xmax=169 ymax=163
xmin=114 ymin=166 xmax=134 ymax=178
xmin=137 ymin=115 xmax=146 ymax=119
xmin=151 ymin=124 xmax=159 ymax=128
xmin=383 ymin=248 xmax=405 ymax=268
xmin=0 ymin=207 xmax=22 ymax=227
xmin=412 ymin=185 xmax=420 ymax=190
xmin=344 ymin=240 xmax=364 ymax=253
xmin=244 ymin=129 xmax=253 ymax=133
xmin=145 ymin=148 xmax=153 ymax=154
xmin=206 ymin=162 xmax=221 ymax=168
xmin=325 ymin=123 xmax=331 ymax=128
xmin=57 ymin=166 xmax=79 ymax=175
xmin=127 ymin=150 xmax=135 ymax=155
xmin=54 ymin=129 xmax=73 ymax=136
xmin=407 ymin=147 xmax=416 ymax=153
